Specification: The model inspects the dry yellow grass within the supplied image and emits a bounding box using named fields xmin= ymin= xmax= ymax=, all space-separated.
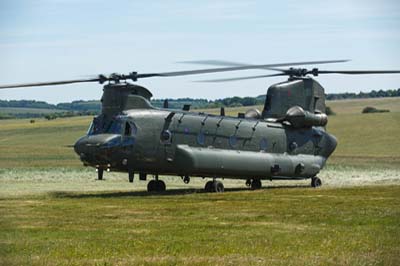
xmin=327 ymin=97 xmax=400 ymax=115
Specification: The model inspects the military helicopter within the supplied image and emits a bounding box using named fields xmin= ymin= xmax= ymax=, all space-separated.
xmin=1 ymin=60 xmax=400 ymax=193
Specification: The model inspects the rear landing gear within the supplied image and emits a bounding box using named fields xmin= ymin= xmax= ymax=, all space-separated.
xmin=311 ymin=177 xmax=322 ymax=188
xmin=204 ymin=180 xmax=224 ymax=193
xmin=128 ymin=171 xmax=134 ymax=183
xmin=245 ymin=178 xmax=262 ymax=190
xmin=250 ymin=179 xmax=262 ymax=190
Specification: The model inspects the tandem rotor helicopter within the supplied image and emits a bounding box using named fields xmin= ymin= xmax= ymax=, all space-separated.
xmin=1 ymin=60 xmax=400 ymax=192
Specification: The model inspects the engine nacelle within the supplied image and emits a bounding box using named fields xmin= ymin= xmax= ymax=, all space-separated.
xmin=245 ymin=108 xmax=262 ymax=119
xmin=284 ymin=106 xmax=327 ymax=128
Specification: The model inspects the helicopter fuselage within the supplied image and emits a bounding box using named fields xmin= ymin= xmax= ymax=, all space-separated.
xmin=74 ymin=107 xmax=337 ymax=181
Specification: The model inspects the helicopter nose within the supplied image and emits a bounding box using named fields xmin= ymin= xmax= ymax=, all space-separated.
xmin=74 ymin=136 xmax=86 ymax=155
xmin=74 ymin=134 xmax=121 ymax=165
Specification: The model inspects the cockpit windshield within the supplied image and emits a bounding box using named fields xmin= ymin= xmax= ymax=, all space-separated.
xmin=87 ymin=117 xmax=123 ymax=135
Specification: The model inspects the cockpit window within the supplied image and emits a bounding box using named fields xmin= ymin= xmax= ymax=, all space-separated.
xmin=87 ymin=116 xmax=137 ymax=136
xmin=107 ymin=120 xmax=122 ymax=134
xmin=125 ymin=122 xmax=131 ymax=136
xmin=87 ymin=117 xmax=123 ymax=135
xmin=124 ymin=122 xmax=137 ymax=136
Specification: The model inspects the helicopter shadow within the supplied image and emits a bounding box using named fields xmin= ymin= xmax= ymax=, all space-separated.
xmin=51 ymin=184 xmax=311 ymax=199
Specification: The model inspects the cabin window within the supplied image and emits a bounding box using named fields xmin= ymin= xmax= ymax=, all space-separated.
xmin=260 ymin=138 xmax=268 ymax=151
xmin=197 ymin=132 xmax=205 ymax=145
xmin=289 ymin=141 xmax=298 ymax=151
xmin=229 ymin=135 xmax=237 ymax=148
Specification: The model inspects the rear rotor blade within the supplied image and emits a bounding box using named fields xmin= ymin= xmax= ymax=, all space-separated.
xmin=179 ymin=60 xmax=287 ymax=73
xmin=315 ymin=70 xmax=400 ymax=75
xmin=147 ymin=60 xmax=350 ymax=78
xmin=179 ymin=59 xmax=350 ymax=70
xmin=196 ymin=73 xmax=286 ymax=82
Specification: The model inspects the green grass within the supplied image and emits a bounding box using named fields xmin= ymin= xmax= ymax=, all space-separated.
xmin=327 ymin=98 xmax=400 ymax=167
xmin=328 ymin=112 xmax=400 ymax=167
xmin=0 ymin=116 xmax=90 ymax=168
xmin=0 ymin=184 xmax=399 ymax=266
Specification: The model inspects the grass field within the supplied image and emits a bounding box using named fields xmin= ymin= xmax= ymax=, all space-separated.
xmin=327 ymin=98 xmax=400 ymax=167
xmin=0 ymin=183 xmax=399 ymax=266
xmin=0 ymin=97 xmax=399 ymax=265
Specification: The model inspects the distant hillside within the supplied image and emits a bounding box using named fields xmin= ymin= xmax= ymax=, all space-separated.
xmin=1 ymin=88 xmax=399 ymax=119
xmin=0 ymin=100 xmax=101 ymax=112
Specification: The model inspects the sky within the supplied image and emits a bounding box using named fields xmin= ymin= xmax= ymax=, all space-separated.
xmin=0 ymin=0 xmax=399 ymax=103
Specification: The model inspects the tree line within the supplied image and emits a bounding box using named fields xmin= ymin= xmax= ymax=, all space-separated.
xmin=1 ymin=88 xmax=399 ymax=119
xmin=326 ymin=89 xmax=400 ymax=100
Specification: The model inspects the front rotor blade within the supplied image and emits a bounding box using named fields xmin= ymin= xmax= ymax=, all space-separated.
xmin=316 ymin=70 xmax=400 ymax=75
xmin=196 ymin=73 xmax=286 ymax=82
xmin=0 ymin=78 xmax=100 ymax=89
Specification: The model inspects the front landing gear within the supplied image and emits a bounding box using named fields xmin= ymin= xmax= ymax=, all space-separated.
xmin=147 ymin=175 xmax=166 ymax=192
xmin=204 ymin=180 xmax=224 ymax=193
xmin=311 ymin=177 xmax=322 ymax=188
xmin=97 ymin=168 xmax=104 ymax=180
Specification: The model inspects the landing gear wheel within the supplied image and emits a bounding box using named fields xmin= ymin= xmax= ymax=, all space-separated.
xmin=245 ymin=179 xmax=252 ymax=187
xmin=97 ymin=168 xmax=104 ymax=180
xmin=147 ymin=180 xmax=166 ymax=192
xmin=156 ymin=180 xmax=166 ymax=192
xmin=251 ymin=179 xmax=262 ymax=190
xmin=204 ymin=181 xmax=213 ymax=192
xmin=147 ymin=180 xmax=156 ymax=192
xmin=212 ymin=181 xmax=224 ymax=193
xmin=183 ymin=175 xmax=190 ymax=184
xmin=204 ymin=180 xmax=224 ymax=193
xmin=311 ymin=177 xmax=322 ymax=188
